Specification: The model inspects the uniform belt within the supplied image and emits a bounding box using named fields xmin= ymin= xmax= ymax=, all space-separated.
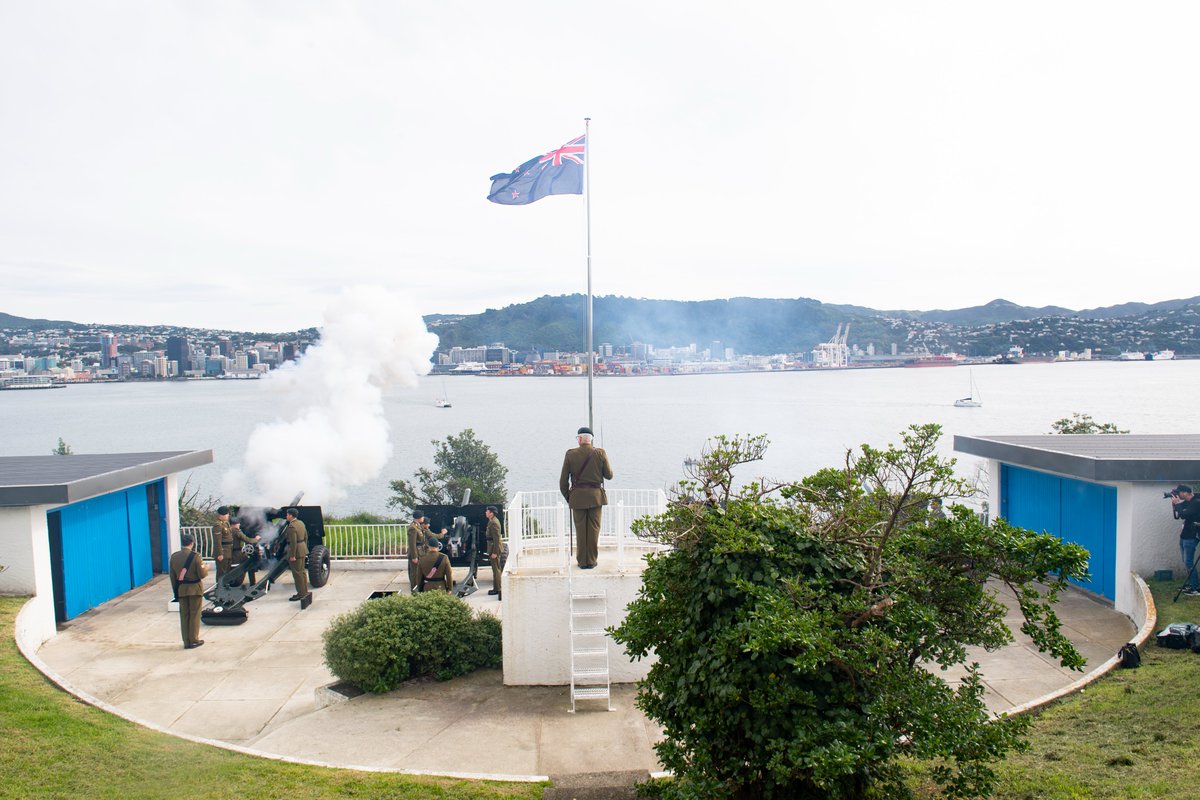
xmin=178 ymin=578 xmax=201 ymax=584
xmin=572 ymin=482 xmax=602 ymax=489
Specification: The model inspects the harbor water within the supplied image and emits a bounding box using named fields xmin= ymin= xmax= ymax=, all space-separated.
xmin=3 ymin=360 xmax=1195 ymax=515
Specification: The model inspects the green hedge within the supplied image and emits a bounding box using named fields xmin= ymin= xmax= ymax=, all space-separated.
xmin=322 ymin=592 xmax=502 ymax=692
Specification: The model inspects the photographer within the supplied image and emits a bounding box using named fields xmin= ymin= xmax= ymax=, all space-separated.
xmin=1171 ymin=485 xmax=1200 ymax=595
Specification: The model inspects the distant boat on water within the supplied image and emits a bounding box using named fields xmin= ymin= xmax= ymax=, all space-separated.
xmin=1119 ymin=351 xmax=1145 ymax=361
xmin=1153 ymin=350 xmax=1176 ymax=361
xmin=435 ymin=378 xmax=452 ymax=408
xmin=954 ymin=371 xmax=982 ymax=408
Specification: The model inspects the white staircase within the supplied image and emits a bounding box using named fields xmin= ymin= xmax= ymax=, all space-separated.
xmin=569 ymin=586 xmax=613 ymax=712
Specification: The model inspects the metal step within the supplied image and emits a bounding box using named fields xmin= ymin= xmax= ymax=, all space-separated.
xmin=572 ymin=628 xmax=606 ymax=636
xmin=572 ymin=647 xmax=608 ymax=656
xmin=572 ymin=686 xmax=610 ymax=700
xmin=572 ymin=610 xmax=606 ymax=617
xmin=571 ymin=592 xmax=605 ymax=600
xmin=572 ymin=668 xmax=609 ymax=678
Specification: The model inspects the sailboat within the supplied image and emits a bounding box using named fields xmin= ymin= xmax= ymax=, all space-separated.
xmin=435 ymin=378 xmax=452 ymax=408
xmin=954 ymin=371 xmax=982 ymax=407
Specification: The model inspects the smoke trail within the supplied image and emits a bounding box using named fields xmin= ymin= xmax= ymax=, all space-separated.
xmin=222 ymin=286 xmax=438 ymax=507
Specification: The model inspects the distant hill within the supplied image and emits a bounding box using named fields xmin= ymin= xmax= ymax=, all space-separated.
xmin=425 ymin=294 xmax=1200 ymax=355
xmin=0 ymin=312 xmax=82 ymax=330
xmin=6 ymin=293 xmax=1200 ymax=356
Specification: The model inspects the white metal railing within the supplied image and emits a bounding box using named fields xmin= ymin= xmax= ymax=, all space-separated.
xmin=179 ymin=523 xmax=411 ymax=561
xmin=181 ymin=526 xmax=215 ymax=559
xmin=507 ymin=488 xmax=670 ymax=570
xmin=182 ymin=492 xmax=669 ymax=567
xmin=323 ymin=523 xmax=408 ymax=559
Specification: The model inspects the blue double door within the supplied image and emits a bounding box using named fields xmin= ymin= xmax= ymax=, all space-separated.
xmin=1000 ymin=465 xmax=1117 ymax=601
xmin=47 ymin=481 xmax=168 ymax=622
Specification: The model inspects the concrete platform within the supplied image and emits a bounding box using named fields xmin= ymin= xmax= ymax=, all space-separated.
xmin=26 ymin=566 xmax=1137 ymax=782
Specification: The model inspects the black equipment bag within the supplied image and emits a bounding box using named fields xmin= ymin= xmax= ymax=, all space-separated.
xmin=1155 ymin=623 xmax=1199 ymax=649
xmin=1117 ymin=642 xmax=1141 ymax=668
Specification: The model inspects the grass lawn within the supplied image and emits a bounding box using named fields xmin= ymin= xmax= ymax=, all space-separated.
xmin=910 ymin=579 xmax=1200 ymax=799
xmin=0 ymin=596 xmax=544 ymax=800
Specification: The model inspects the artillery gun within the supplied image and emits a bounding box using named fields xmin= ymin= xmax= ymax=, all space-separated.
xmin=201 ymin=500 xmax=331 ymax=625
xmin=415 ymin=490 xmax=506 ymax=599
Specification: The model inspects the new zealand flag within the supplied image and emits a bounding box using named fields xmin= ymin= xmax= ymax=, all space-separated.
xmin=487 ymin=135 xmax=585 ymax=205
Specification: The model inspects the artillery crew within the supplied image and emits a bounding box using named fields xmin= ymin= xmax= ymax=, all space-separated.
xmin=284 ymin=507 xmax=309 ymax=600
xmin=407 ymin=510 xmax=426 ymax=592
xmin=214 ymin=505 xmax=234 ymax=579
xmin=169 ymin=533 xmax=208 ymax=649
xmin=485 ymin=506 xmax=503 ymax=599
xmin=417 ymin=537 xmax=453 ymax=592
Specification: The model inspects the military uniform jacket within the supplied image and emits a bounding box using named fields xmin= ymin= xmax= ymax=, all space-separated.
xmin=417 ymin=547 xmax=453 ymax=591
xmin=560 ymin=443 xmax=613 ymax=510
xmin=285 ymin=519 xmax=309 ymax=560
xmin=486 ymin=516 xmax=503 ymax=558
xmin=215 ymin=519 xmax=233 ymax=549
xmin=169 ymin=548 xmax=208 ymax=597
xmin=407 ymin=522 xmax=424 ymax=560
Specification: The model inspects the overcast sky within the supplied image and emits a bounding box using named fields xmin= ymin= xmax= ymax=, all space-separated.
xmin=2 ymin=2 xmax=1198 ymax=332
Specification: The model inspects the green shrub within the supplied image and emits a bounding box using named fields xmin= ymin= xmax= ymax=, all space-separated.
xmin=322 ymin=592 xmax=502 ymax=692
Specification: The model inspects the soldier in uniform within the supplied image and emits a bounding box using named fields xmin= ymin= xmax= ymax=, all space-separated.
xmin=485 ymin=506 xmax=503 ymax=599
xmin=559 ymin=426 xmax=614 ymax=569
xmin=416 ymin=536 xmax=453 ymax=592
xmin=213 ymin=505 xmax=234 ymax=580
xmin=229 ymin=518 xmax=260 ymax=586
xmin=407 ymin=510 xmax=426 ymax=593
xmin=169 ymin=532 xmax=208 ymax=649
xmin=284 ymin=507 xmax=309 ymax=601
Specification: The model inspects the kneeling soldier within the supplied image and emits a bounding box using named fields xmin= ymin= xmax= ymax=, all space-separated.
xmin=417 ymin=537 xmax=453 ymax=592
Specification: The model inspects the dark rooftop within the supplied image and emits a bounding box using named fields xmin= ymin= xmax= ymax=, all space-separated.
xmin=953 ymin=434 xmax=1200 ymax=483
xmin=0 ymin=451 xmax=213 ymax=506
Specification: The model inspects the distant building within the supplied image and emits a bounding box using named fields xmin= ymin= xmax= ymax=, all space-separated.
xmin=99 ymin=333 xmax=117 ymax=368
xmin=166 ymin=336 xmax=190 ymax=372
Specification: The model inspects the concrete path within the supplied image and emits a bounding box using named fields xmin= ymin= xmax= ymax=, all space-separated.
xmin=30 ymin=566 xmax=1135 ymax=781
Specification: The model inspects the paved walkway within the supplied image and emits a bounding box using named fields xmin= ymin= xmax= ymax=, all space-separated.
xmin=29 ymin=566 xmax=1136 ymax=781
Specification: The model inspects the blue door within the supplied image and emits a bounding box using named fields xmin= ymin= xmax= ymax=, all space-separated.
xmin=1000 ymin=464 xmax=1117 ymax=600
xmin=50 ymin=481 xmax=164 ymax=620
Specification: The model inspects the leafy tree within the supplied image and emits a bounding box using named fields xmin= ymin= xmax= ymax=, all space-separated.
xmin=613 ymin=425 xmax=1089 ymax=800
xmin=52 ymin=437 xmax=73 ymax=455
xmin=387 ymin=428 xmax=508 ymax=510
xmin=1050 ymin=412 xmax=1129 ymax=434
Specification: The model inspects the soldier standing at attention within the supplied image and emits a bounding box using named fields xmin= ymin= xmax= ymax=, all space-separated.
xmin=407 ymin=510 xmax=426 ymax=593
xmin=169 ymin=533 xmax=208 ymax=649
xmin=559 ymin=426 xmax=614 ymax=569
xmin=214 ymin=505 xmax=234 ymax=580
xmin=485 ymin=506 xmax=503 ymax=599
xmin=284 ymin=507 xmax=309 ymax=601
xmin=417 ymin=537 xmax=453 ymax=592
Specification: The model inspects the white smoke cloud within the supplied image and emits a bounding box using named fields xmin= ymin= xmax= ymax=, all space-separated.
xmin=222 ymin=285 xmax=438 ymax=507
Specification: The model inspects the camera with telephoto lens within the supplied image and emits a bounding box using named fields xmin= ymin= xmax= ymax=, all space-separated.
xmin=1166 ymin=491 xmax=1179 ymax=499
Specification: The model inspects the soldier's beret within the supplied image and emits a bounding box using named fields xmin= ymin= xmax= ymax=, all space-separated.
xmin=217 ymin=505 xmax=230 ymax=515
xmin=577 ymin=426 xmax=593 ymax=436
xmin=413 ymin=510 xmax=425 ymax=519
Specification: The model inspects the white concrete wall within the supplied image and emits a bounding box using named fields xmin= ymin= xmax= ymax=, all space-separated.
xmin=0 ymin=504 xmax=58 ymax=646
xmin=502 ymin=567 xmax=654 ymax=686
xmin=165 ymin=473 xmax=182 ymax=552
xmin=1128 ymin=483 xmax=1190 ymax=580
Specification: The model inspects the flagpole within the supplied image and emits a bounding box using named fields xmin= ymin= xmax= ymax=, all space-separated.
xmin=584 ymin=116 xmax=593 ymax=432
